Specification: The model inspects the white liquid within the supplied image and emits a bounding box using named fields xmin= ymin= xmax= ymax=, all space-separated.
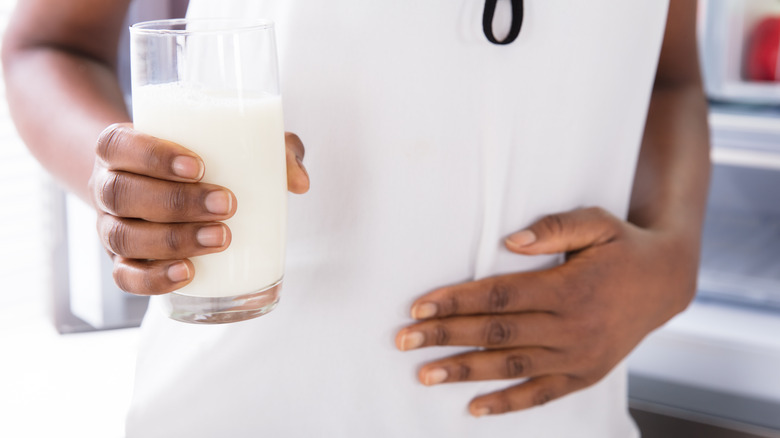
xmin=133 ymin=83 xmax=287 ymax=298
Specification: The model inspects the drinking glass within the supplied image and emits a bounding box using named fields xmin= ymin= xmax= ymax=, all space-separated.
xmin=130 ymin=19 xmax=286 ymax=324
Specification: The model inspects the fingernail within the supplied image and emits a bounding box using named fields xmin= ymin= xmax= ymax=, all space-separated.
xmin=507 ymin=229 xmax=537 ymax=248
xmin=167 ymin=262 xmax=190 ymax=283
xmin=205 ymin=190 xmax=232 ymax=215
xmin=400 ymin=332 xmax=424 ymax=351
xmin=423 ymin=368 xmax=448 ymax=385
xmin=172 ymin=156 xmax=203 ymax=180
xmin=197 ymin=225 xmax=226 ymax=247
xmin=472 ymin=406 xmax=491 ymax=417
xmin=412 ymin=302 xmax=438 ymax=319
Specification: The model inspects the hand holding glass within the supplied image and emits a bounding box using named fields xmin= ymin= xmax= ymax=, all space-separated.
xmin=130 ymin=19 xmax=287 ymax=324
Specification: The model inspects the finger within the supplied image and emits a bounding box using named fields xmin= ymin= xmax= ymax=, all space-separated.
xmin=417 ymin=347 xmax=563 ymax=385
xmin=96 ymin=123 xmax=205 ymax=182
xmin=285 ymin=132 xmax=309 ymax=194
xmin=409 ymin=273 xmax=564 ymax=319
xmin=395 ymin=313 xmax=559 ymax=351
xmin=97 ymin=214 xmax=231 ymax=259
xmin=505 ymin=207 xmax=621 ymax=255
xmin=93 ymin=170 xmax=236 ymax=223
xmin=468 ymin=375 xmax=587 ymax=416
xmin=112 ymin=257 xmax=194 ymax=295
xmin=285 ymin=131 xmax=305 ymax=159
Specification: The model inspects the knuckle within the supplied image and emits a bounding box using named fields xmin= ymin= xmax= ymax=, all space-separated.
xmin=494 ymin=392 xmax=513 ymax=414
xmin=142 ymin=268 xmax=156 ymax=293
xmin=505 ymin=354 xmax=532 ymax=378
xmin=586 ymin=206 xmax=610 ymax=220
xmin=141 ymin=140 xmax=166 ymax=172
xmin=164 ymin=184 xmax=190 ymax=214
xmin=569 ymin=315 xmax=605 ymax=346
xmin=586 ymin=368 xmax=609 ymax=387
xmin=112 ymin=263 xmax=133 ymax=293
xmin=487 ymin=280 xmax=513 ymax=312
xmin=558 ymin=273 xmax=594 ymax=309
xmin=538 ymin=213 xmax=566 ymax=236
xmin=455 ymin=362 xmax=471 ymax=381
xmin=105 ymin=219 xmax=132 ymax=256
xmin=588 ymin=206 xmax=621 ymax=237
xmin=96 ymin=123 xmax=128 ymax=162
xmin=532 ymin=388 xmax=555 ymax=407
xmin=285 ymin=131 xmax=302 ymax=146
xmin=113 ymin=260 xmax=160 ymax=295
xmin=571 ymin=340 xmax=602 ymax=368
xmin=484 ymin=318 xmax=513 ymax=346
xmin=164 ymin=227 xmax=184 ymax=253
xmin=98 ymin=172 xmax=128 ymax=215
xmin=576 ymin=303 xmax=603 ymax=332
xmin=576 ymin=367 xmax=605 ymax=388
xmin=436 ymin=289 xmax=459 ymax=317
xmin=443 ymin=294 xmax=459 ymax=317
xmin=549 ymin=271 xmax=574 ymax=308
xmin=574 ymin=280 xmax=595 ymax=302
xmin=432 ymin=324 xmax=451 ymax=346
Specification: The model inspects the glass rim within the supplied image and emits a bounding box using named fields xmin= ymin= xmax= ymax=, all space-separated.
xmin=130 ymin=18 xmax=274 ymax=36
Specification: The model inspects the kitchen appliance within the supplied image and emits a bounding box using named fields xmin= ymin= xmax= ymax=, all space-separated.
xmin=629 ymin=1 xmax=780 ymax=436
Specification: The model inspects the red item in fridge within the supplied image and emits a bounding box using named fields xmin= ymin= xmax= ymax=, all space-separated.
xmin=745 ymin=16 xmax=780 ymax=82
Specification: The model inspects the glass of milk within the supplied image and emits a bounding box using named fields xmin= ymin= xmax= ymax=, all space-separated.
xmin=130 ymin=19 xmax=286 ymax=324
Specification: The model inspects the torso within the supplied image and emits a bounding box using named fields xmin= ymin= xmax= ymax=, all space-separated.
xmin=127 ymin=2 xmax=669 ymax=436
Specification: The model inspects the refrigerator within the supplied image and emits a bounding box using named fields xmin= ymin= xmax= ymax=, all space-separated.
xmin=628 ymin=1 xmax=780 ymax=436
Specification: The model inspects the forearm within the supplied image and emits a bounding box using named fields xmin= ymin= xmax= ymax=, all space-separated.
xmin=629 ymin=0 xmax=711 ymax=250
xmin=627 ymin=81 xmax=710 ymax=316
xmin=3 ymin=46 xmax=129 ymax=202
xmin=1 ymin=0 xmax=133 ymax=202
xmin=628 ymin=83 xmax=711 ymax=241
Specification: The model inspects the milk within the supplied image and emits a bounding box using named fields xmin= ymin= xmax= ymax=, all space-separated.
xmin=132 ymin=83 xmax=287 ymax=298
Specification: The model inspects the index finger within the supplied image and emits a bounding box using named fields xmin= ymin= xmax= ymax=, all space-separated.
xmin=410 ymin=271 xmax=565 ymax=319
xmin=96 ymin=123 xmax=204 ymax=182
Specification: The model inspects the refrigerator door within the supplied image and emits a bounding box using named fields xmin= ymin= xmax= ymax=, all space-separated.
xmin=629 ymin=103 xmax=780 ymax=434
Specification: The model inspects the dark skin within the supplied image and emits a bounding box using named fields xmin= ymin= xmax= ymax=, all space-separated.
xmin=2 ymin=0 xmax=309 ymax=289
xmin=395 ymin=1 xmax=710 ymax=415
xmin=3 ymin=0 xmax=709 ymax=419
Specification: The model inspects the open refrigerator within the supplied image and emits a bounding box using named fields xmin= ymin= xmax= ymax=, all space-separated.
xmin=628 ymin=1 xmax=780 ymax=436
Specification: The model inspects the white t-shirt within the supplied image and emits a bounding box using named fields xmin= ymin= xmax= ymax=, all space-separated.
xmin=126 ymin=1 xmax=669 ymax=437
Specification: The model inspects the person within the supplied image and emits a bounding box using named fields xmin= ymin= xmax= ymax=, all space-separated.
xmin=2 ymin=0 xmax=710 ymax=436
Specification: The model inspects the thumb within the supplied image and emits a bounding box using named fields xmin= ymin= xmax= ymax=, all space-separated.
xmin=505 ymin=207 xmax=621 ymax=255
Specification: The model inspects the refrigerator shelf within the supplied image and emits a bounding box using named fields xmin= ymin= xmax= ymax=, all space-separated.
xmin=709 ymin=103 xmax=780 ymax=156
xmin=697 ymin=211 xmax=780 ymax=310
